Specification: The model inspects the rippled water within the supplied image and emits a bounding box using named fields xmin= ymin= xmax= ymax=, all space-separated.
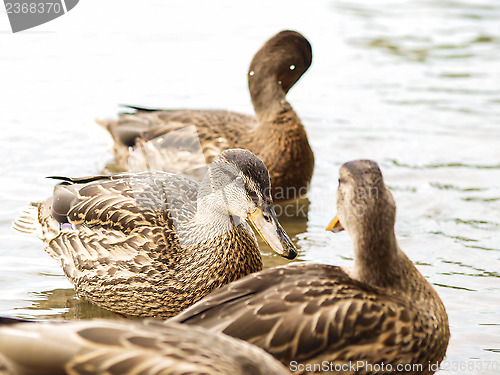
xmin=0 ymin=0 xmax=499 ymax=373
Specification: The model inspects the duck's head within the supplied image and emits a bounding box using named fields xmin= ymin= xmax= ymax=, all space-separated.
xmin=248 ymin=30 xmax=312 ymax=116
xmin=326 ymin=160 xmax=396 ymax=238
xmin=200 ymin=149 xmax=297 ymax=260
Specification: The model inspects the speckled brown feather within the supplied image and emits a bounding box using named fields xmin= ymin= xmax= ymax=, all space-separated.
xmin=15 ymin=166 xmax=268 ymax=318
xmin=0 ymin=320 xmax=290 ymax=375
xmin=98 ymin=30 xmax=314 ymax=201
xmin=172 ymin=263 xmax=448 ymax=374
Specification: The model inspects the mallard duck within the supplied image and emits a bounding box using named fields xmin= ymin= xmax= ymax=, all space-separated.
xmin=13 ymin=149 xmax=297 ymax=319
xmin=98 ymin=30 xmax=314 ymax=202
xmin=171 ymin=160 xmax=450 ymax=375
xmin=0 ymin=318 xmax=290 ymax=375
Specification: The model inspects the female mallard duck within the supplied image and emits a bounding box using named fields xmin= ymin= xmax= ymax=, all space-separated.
xmin=98 ymin=30 xmax=314 ymax=202
xmin=13 ymin=149 xmax=297 ymax=319
xmin=171 ymin=160 xmax=450 ymax=375
xmin=0 ymin=318 xmax=290 ymax=375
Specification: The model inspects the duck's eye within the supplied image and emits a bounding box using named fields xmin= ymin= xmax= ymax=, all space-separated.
xmin=235 ymin=176 xmax=244 ymax=184
xmin=263 ymin=212 xmax=272 ymax=223
xmin=289 ymin=64 xmax=295 ymax=70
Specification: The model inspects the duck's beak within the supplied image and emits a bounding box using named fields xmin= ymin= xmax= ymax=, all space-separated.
xmin=326 ymin=215 xmax=344 ymax=233
xmin=248 ymin=205 xmax=297 ymax=260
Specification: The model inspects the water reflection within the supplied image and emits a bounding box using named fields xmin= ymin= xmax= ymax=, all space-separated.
xmin=18 ymin=289 xmax=116 ymax=320
xmin=18 ymin=244 xmax=300 ymax=320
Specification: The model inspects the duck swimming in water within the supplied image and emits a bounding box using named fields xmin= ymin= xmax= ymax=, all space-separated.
xmin=171 ymin=160 xmax=450 ymax=375
xmin=13 ymin=149 xmax=297 ymax=318
xmin=98 ymin=30 xmax=314 ymax=202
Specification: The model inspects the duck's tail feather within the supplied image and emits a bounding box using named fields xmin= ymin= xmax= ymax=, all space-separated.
xmin=0 ymin=317 xmax=34 ymax=325
xmin=46 ymin=175 xmax=111 ymax=184
xmin=120 ymin=104 xmax=167 ymax=112
xmin=11 ymin=203 xmax=41 ymax=236
xmin=95 ymin=104 xmax=165 ymax=134
xmin=95 ymin=117 xmax=118 ymax=133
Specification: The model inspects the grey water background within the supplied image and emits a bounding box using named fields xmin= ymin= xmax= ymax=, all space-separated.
xmin=0 ymin=0 xmax=499 ymax=373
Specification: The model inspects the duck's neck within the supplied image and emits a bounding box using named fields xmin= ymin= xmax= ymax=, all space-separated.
xmin=351 ymin=227 xmax=441 ymax=305
xmin=244 ymin=98 xmax=314 ymax=200
xmin=174 ymin=199 xmax=262 ymax=297
xmin=249 ymin=76 xmax=287 ymax=122
xmin=351 ymin=228 xmax=409 ymax=290
xmin=193 ymin=194 xmax=238 ymax=238
xmin=249 ymin=100 xmax=305 ymax=147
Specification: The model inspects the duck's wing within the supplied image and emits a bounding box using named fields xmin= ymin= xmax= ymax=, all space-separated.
xmin=98 ymin=108 xmax=257 ymax=167
xmin=171 ymin=262 xmax=422 ymax=366
xmin=13 ymin=172 xmax=199 ymax=288
xmin=58 ymin=172 xmax=198 ymax=233
xmin=135 ymin=109 xmax=255 ymax=143
xmin=0 ymin=319 xmax=290 ymax=375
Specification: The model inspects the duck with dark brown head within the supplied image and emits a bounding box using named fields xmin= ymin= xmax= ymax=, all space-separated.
xmin=98 ymin=30 xmax=314 ymax=202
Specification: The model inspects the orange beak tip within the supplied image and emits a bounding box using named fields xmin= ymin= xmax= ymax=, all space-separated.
xmin=325 ymin=215 xmax=344 ymax=233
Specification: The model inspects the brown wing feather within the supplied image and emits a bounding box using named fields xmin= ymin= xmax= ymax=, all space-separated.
xmin=30 ymin=172 xmax=203 ymax=316
xmin=0 ymin=320 xmax=290 ymax=375
xmin=99 ymin=109 xmax=257 ymax=170
xmin=172 ymin=263 xmax=429 ymax=369
xmin=53 ymin=172 xmax=198 ymax=234
xmin=109 ymin=110 xmax=255 ymax=150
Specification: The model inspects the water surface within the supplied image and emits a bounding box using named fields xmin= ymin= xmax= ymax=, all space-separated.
xmin=0 ymin=1 xmax=499 ymax=373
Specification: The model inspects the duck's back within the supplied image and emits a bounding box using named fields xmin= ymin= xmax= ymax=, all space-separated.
xmin=100 ymin=108 xmax=257 ymax=170
xmin=42 ymin=171 xmax=198 ymax=239
xmin=13 ymin=172 xmax=204 ymax=317
xmin=0 ymin=319 xmax=291 ymax=375
xmin=171 ymin=262 xmax=449 ymax=375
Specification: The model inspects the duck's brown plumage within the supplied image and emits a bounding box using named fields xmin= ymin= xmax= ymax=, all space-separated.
xmin=98 ymin=30 xmax=314 ymax=202
xmin=171 ymin=160 xmax=450 ymax=375
xmin=0 ymin=319 xmax=290 ymax=375
xmin=13 ymin=149 xmax=297 ymax=318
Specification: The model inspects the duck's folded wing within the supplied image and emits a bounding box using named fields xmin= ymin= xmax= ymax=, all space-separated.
xmin=0 ymin=320 xmax=289 ymax=375
xmin=54 ymin=172 xmax=198 ymax=234
xmin=24 ymin=172 xmax=199 ymax=283
xmin=171 ymin=262 xmax=327 ymax=323
xmin=99 ymin=108 xmax=255 ymax=150
xmin=171 ymin=263 xmax=419 ymax=365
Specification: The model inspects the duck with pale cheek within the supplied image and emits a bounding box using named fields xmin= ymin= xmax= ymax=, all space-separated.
xmin=98 ymin=30 xmax=314 ymax=202
xmin=171 ymin=160 xmax=450 ymax=375
xmin=13 ymin=149 xmax=297 ymax=318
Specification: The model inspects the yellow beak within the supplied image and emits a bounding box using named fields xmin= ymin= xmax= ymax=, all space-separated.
xmin=248 ymin=207 xmax=297 ymax=260
xmin=325 ymin=215 xmax=344 ymax=233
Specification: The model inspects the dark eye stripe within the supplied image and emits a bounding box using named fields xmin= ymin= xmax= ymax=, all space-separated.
xmin=248 ymin=190 xmax=260 ymax=205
